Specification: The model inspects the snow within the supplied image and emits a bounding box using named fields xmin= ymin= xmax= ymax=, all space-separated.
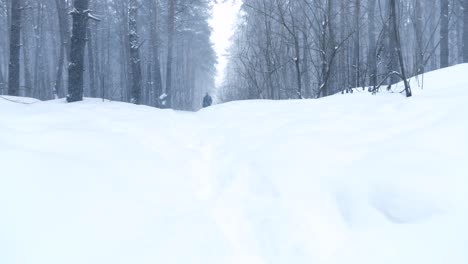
xmin=1 ymin=64 xmax=468 ymax=264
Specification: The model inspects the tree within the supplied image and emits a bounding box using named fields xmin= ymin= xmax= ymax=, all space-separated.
xmin=165 ymin=0 xmax=175 ymax=108
xmin=413 ymin=0 xmax=424 ymax=74
xmin=129 ymin=0 xmax=142 ymax=104
xmin=353 ymin=0 xmax=361 ymax=89
xmin=67 ymin=0 xmax=93 ymax=103
xmin=54 ymin=0 xmax=70 ymax=98
xmin=440 ymin=0 xmax=449 ymax=68
xmin=148 ymin=0 xmax=163 ymax=107
xmin=390 ymin=0 xmax=412 ymax=97
xmin=7 ymin=0 xmax=22 ymax=96
xmin=463 ymin=0 xmax=468 ymax=62
xmin=368 ymin=0 xmax=377 ymax=88
xmin=87 ymin=26 xmax=96 ymax=97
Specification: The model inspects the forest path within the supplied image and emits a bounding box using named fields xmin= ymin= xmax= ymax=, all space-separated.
xmin=1 ymin=64 xmax=468 ymax=264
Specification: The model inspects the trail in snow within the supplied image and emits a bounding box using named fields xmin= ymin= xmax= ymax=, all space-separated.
xmin=1 ymin=65 xmax=468 ymax=264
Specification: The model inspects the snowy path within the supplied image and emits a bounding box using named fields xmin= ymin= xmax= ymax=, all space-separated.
xmin=1 ymin=65 xmax=468 ymax=264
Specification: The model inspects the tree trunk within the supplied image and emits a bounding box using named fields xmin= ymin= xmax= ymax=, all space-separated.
xmin=129 ymin=0 xmax=142 ymax=104
xmin=33 ymin=2 xmax=43 ymax=99
xmin=54 ymin=0 xmax=70 ymax=98
xmin=319 ymin=0 xmax=335 ymax=97
xmin=387 ymin=0 xmax=399 ymax=85
xmin=22 ymin=29 xmax=33 ymax=97
xmin=149 ymin=0 xmax=163 ymax=107
xmin=440 ymin=0 xmax=449 ymax=68
xmin=262 ymin=1 xmax=274 ymax=99
xmin=413 ymin=0 xmax=424 ymax=74
xmin=302 ymin=31 xmax=311 ymax=99
xmin=67 ymin=0 xmax=90 ymax=103
xmin=368 ymin=0 xmax=377 ymax=88
xmin=7 ymin=0 xmax=22 ymax=96
xmin=103 ymin=0 xmax=111 ymax=100
xmin=165 ymin=0 xmax=175 ymax=108
xmin=119 ymin=1 xmax=131 ymax=101
xmin=390 ymin=0 xmax=412 ymax=97
xmin=354 ymin=0 xmax=361 ymax=88
xmin=87 ymin=26 xmax=96 ymax=98
xmin=293 ymin=35 xmax=302 ymax=98
xmin=463 ymin=0 xmax=468 ymax=62
xmin=0 ymin=63 xmax=4 ymax=95
xmin=54 ymin=40 xmax=66 ymax=98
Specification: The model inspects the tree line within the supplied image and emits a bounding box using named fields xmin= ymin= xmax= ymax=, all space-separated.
xmin=218 ymin=0 xmax=468 ymax=102
xmin=0 ymin=0 xmax=216 ymax=110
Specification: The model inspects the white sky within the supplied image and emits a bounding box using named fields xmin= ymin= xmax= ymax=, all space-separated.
xmin=210 ymin=1 xmax=242 ymax=88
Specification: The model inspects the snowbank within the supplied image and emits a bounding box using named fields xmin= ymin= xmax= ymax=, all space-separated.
xmin=1 ymin=65 xmax=468 ymax=264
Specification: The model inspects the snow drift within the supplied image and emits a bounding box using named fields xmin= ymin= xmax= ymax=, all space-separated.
xmin=1 ymin=65 xmax=468 ymax=264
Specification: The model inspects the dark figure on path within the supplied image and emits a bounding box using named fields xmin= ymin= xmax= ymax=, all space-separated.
xmin=203 ymin=93 xmax=213 ymax=108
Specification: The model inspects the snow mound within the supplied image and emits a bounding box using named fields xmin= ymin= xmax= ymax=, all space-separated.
xmin=1 ymin=65 xmax=468 ymax=264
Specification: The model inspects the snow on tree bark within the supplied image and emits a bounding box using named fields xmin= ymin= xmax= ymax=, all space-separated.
xmin=129 ymin=0 xmax=142 ymax=105
xmin=8 ymin=0 xmax=22 ymax=96
xmin=67 ymin=0 xmax=91 ymax=103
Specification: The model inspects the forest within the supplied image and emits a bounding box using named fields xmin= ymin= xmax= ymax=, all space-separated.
xmin=0 ymin=0 xmax=216 ymax=111
xmin=220 ymin=0 xmax=468 ymax=101
xmin=1 ymin=0 xmax=468 ymax=110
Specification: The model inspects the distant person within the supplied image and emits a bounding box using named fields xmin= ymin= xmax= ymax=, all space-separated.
xmin=203 ymin=93 xmax=213 ymax=108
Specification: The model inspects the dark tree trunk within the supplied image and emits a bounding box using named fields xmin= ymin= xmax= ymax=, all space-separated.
xmin=119 ymin=1 xmax=131 ymax=101
xmin=353 ymin=0 xmax=361 ymax=88
xmin=463 ymin=0 xmax=468 ymax=62
xmin=67 ymin=0 xmax=90 ymax=103
xmin=129 ymin=0 xmax=142 ymax=104
xmin=319 ymin=0 xmax=335 ymax=97
xmin=103 ymin=0 xmax=111 ymax=100
xmin=33 ymin=2 xmax=43 ymax=99
xmin=149 ymin=0 xmax=163 ymax=107
xmin=387 ymin=0 xmax=399 ymax=85
xmin=165 ymin=0 xmax=175 ymax=108
xmin=413 ymin=0 xmax=424 ymax=74
xmin=440 ymin=0 xmax=449 ymax=68
xmin=8 ymin=0 xmax=22 ymax=96
xmin=338 ymin=0 xmax=346 ymax=92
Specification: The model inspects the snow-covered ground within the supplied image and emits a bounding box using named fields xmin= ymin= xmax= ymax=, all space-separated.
xmin=1 ymin=65 xmax=467 ymax=264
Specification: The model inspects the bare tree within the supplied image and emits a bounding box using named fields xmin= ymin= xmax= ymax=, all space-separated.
xmin=390 ymin=0 xmax=412 ymax=97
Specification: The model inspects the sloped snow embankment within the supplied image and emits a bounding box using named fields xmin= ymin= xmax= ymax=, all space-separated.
xmin=1 ymin=65 xmax=467 ymax=264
